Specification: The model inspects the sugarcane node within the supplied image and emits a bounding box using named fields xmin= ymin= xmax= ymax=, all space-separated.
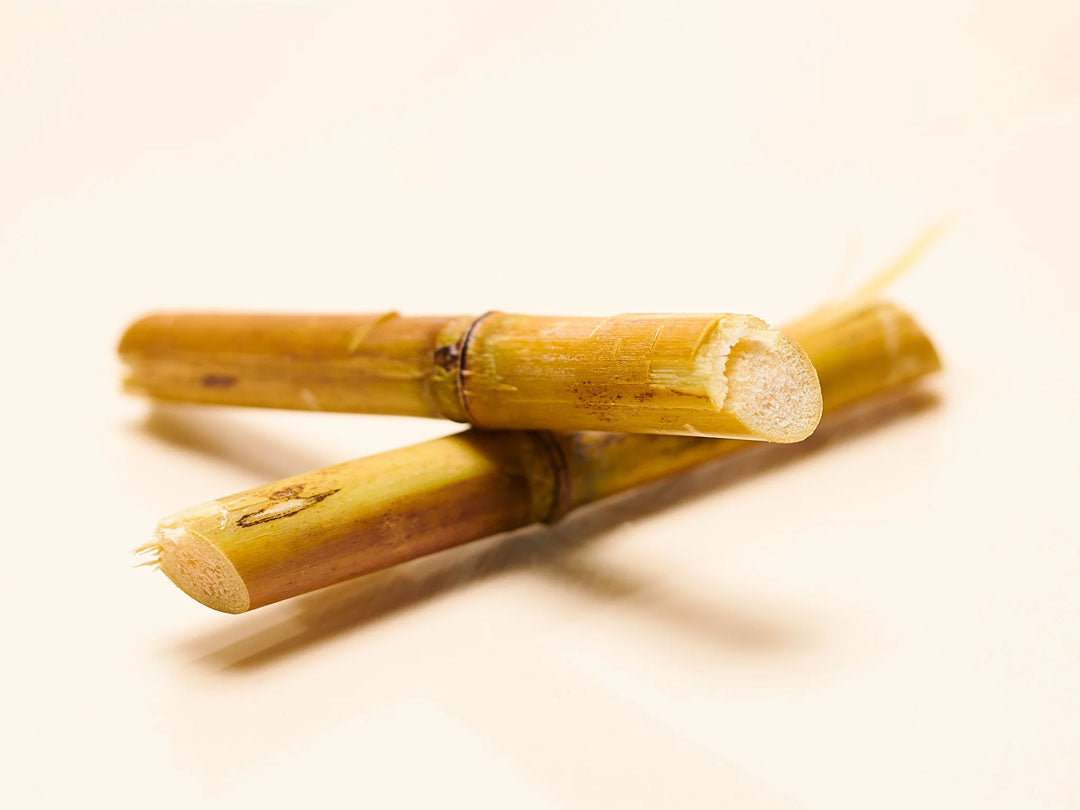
xmin=528 ymin=429 xmax=574 ymax=523
xmin=455 ymin=310 xmax=496 ymax=426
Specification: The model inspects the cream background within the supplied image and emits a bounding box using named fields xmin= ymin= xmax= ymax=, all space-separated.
xmin=1 ymin=2 xmax=1078 ymax=807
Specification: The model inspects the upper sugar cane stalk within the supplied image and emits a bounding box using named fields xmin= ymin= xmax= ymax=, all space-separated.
xmin=137 ymin=300 xmax=941 ymax=614
xmin=119 ymin=310 xmax=823 ymax=442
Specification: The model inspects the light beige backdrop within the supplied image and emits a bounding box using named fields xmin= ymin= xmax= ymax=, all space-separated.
xmin=1 ymin=2 xmax=1077 ymax=808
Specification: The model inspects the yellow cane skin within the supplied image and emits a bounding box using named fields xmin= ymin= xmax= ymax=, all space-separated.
xmin=460 ymin=312 xmax=770 ymax=437
xmin=120 ymin=312 xmax=452 ymax=416
xmin=160 ymin=430 xmax=559 ymax=612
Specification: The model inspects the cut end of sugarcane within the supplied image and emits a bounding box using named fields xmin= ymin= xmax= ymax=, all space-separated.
xmin=149 ymin=519 xmax=250 ymax=614
xmin=706 ymin=325 xmax=823 ymax=443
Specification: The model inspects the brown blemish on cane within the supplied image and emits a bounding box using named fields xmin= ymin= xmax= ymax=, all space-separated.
xmin=237 ymin=487 xmax=341 ymax=527
xmin=433 ymin=343 xmax=460 ymax=371
xmin=201 ymin=374 xmax=238 ymax=388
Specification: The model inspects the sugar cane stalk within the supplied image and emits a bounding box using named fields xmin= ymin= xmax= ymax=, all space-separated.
xmin=119 ymin=310 xmax=822 ymax=442
xmin=138 ymin=300 xmax=940 ymax=613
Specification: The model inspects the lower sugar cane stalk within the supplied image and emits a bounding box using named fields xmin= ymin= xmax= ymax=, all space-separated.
xmin=119 ymin=310 xmax=822 ymax=442
xmin=139 ymin=300 xmax=940 ymax=614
